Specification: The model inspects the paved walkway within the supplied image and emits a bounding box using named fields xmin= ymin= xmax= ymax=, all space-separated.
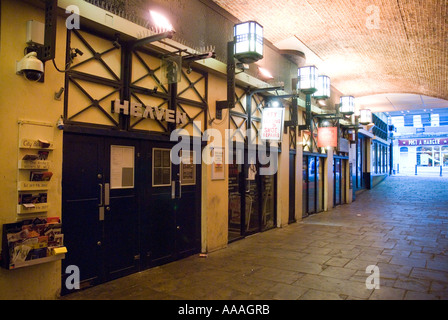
xmin=62 ymin=176 xmax=448 ymax=300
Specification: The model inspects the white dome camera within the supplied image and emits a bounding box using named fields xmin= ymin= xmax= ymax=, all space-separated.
xmin=16 ymin=51 xmax=44 ymax=81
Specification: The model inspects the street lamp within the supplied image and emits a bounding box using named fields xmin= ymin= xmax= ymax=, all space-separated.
xmin=234 ymin=21 xmax=264 ymax=64
xmin=313 ymin=75 xmax=331 ymax=100
xmin=216 ymin=21 xmax=265 ymax=119
xmin=297 ymin=66 xmax=319 ymax=151
xmin=340 ymin=96 xmax=355 ymax=115
xmin=297 ymin=66 xmax=318 ymax=94
xmin=359 ymin=109 xmax=373 ymax=125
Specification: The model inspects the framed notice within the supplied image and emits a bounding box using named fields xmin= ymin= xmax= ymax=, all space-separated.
xmin=110 ymin=145 xmax=135 ymax=189
xmin=211 ymin=147 xmax=225 ymax=180
xmin=260 ymin=107 xmax=285 ymax=142
xmin=181 ymin=151 xmax=196 ymax=185
xmin=317 ymin=127 xmax=338 ymax=148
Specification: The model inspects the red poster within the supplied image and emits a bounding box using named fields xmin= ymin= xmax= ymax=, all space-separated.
xmin=317 ymin=127 xmax=338 ymax=148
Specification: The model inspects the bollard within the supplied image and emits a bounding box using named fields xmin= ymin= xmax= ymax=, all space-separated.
xmin=415 ymin=164 xmax=418 ymax=176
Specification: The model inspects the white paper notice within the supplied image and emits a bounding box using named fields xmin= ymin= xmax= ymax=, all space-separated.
xmin=111 ymin=145 xmax=135 ymax=189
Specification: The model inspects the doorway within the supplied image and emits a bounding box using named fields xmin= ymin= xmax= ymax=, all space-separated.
xmin=61 ymin=132 xmax=201 ymax=292
xmin=227 ymin=150 xmax=277 ymax=242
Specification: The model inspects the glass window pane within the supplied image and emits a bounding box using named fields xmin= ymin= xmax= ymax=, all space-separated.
xmin=261 ymin=172 xmax=275 ymax=230
xmin=317 ymin=157 xmax=324 ymax=212
xmin=228 ymin=162 xmax=242 ymax=241
xmin=153 ymin=149 xmax=171 ymax=186
xmin=302 ymin=156 xmax=308 ymax=216
xmin=308 ymin=157 xmax=316 ymax=213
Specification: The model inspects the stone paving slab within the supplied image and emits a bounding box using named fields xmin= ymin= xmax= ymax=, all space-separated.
xmin=62 ymin=176 xmax=448 ymax=300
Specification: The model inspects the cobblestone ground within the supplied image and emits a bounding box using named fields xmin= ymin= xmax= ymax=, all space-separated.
xmin=62 ymin=176 xmax=448 ymax=300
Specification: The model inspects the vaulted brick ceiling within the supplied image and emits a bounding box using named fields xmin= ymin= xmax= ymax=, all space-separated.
xmin=211 ymin=0 xmax=448 ymax=103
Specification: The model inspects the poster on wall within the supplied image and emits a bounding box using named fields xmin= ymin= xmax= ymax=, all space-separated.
xmin=211 ymin=147 xmax=225 ymax=180
xmin=260 ymin=108 xmax=285 ymax=142
xmin=181 ymin=150 xmax=196 ymax=185
xmin=111 ymin=145 xmax=135 ymax=189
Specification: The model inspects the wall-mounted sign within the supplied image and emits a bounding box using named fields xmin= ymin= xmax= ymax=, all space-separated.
xmin=181 ymin=151 xmax=196 ymax=185
xmin=317 ymin=127 xmax=338 ymax=148
xmin=112 ymin=99 xmax=188 ymax=125
xmin=211 ymin=147 xmax=225 ymax=180
xmin=260 ymin=107 xmax=285 ymax=142
xmin=399 ymin=138 xmax=448 ymax=146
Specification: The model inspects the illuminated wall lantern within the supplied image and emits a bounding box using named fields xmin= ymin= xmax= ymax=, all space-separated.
xmin=359 ymin=109 xmax=373 ymax=125
xmin=313 ymin=75 xmax=331 ymax=100
xmin=297 ymin=66 xmax=318 ymax=94
xmin=234 ymin=21 xmax=264 ymax=64
xmin=340 ymin=96 xmax=355 ymax=115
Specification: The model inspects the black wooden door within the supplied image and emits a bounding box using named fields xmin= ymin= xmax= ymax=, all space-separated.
xmin=140 ymin=142 xmax=201 ymax=268
xmin=62 ymin=133 xmax=140 ymax=290
xmin=62 ymin=134 xmax=105 ymax=289
xmin=103 ymin=139 xmax=140 ymax=281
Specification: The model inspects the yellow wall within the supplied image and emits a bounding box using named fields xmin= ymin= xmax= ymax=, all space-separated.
xmin=0 ymin=0 xmax=67 ymax=299
xmin=201 ymin=73 xmax=229 ymax=252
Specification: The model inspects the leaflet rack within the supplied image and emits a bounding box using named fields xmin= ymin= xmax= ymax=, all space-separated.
xmin=1 ymin=217 xmax=66 ymax=270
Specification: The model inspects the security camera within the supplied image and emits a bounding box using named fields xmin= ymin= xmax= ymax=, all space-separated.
xmin=16 ymin=51 xmax=44 ymax=81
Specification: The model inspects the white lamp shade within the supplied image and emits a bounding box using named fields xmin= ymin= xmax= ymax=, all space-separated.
xmin=298 ymin=66 xmax=318 ymax=93
xmin=313 ymin=75 xmax=331 ymax=99
xmin=360 ymin=109 xmax=373 ymax=124
xmin=340 ymin=96 xmax=355 ymax=114
xmin=234 ymin=21 xmax=263 ymax=63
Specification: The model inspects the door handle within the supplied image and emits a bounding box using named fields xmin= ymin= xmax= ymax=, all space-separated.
xmin=104 ymin=183 xmax=110 ymax=206
xmin=99 ymin=207 xmax=105 ymax=221
xmin=98 ymin=184 xmax=103 ymax=207
xmin=178 ymin=178 xmax=182 ymax=199
xmin=171 ymin=181 xmax=176 ymax=200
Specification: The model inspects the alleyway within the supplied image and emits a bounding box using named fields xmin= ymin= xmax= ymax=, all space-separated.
xmin=62 ymin=176 xmax=448 ymax=300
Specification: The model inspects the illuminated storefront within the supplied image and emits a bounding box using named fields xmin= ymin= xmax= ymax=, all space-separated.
xmin=398 ymin=138 xmax=448 ymax=170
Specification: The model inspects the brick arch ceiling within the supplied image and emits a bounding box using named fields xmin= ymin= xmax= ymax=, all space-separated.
xmin=211 ymin=0 xmax=448 ymax=101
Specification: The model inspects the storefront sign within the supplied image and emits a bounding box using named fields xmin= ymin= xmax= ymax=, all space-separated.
xmin=260 ymin=107 xmax=285 ymax=142
xmin=112 ymin=99 xmax=188 ymax=125
xmin=317 ymin=127 xmax=338 ymax=148
xmin=399 ymin=138 xmax=448 ymax=146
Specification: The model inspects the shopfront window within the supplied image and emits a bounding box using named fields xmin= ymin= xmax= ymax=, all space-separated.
xmin=417 ymin=146 xmax=436 ymax=167
xmin=443 ymin=146 xmax=448 ymax=167
xmin=372 ymin=143 xmax=377 ymax=174
xmin=228 ymin=162 xmax=242 ymax=242
xmin=317 ymin=157 xmax=324 ymax=212
xmin=261 ymin=170 xmax=275 ymax=230
xmin=308 ymin=157 xmax=316 ymax=213
xmin=434 ymin=146 xmax=441 ymax=167
xmin=303 ymin=154 xmax=325 ymax=217
xmin=228 ymin=151 xmax=278 ymax=241
xmin=357 ymin=138 xmax=364 ymax=189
